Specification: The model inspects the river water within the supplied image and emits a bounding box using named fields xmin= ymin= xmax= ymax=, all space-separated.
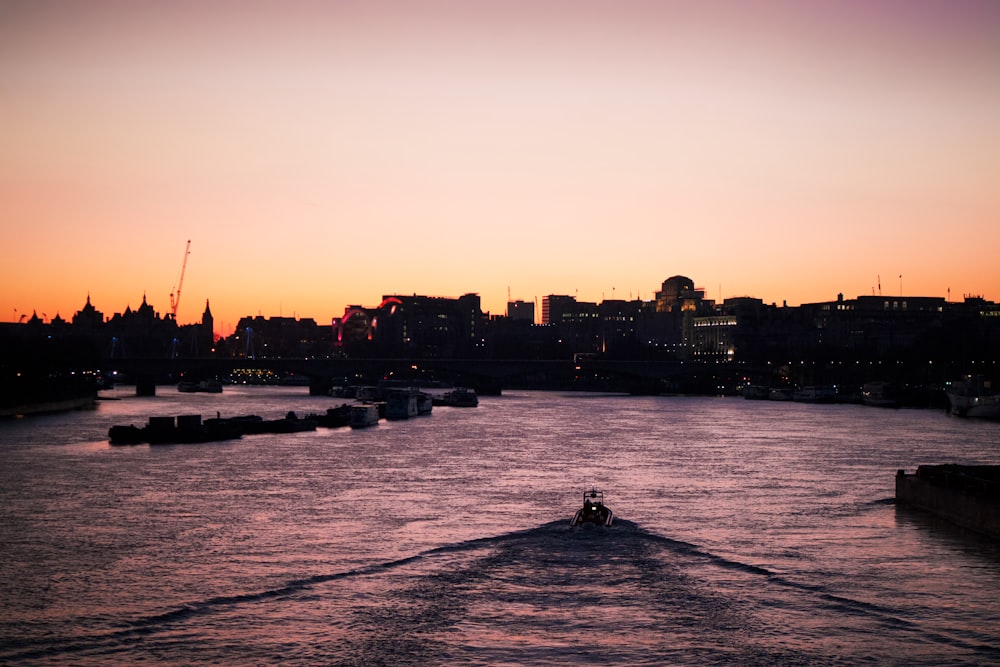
xmin=1 ymin=386 xmax=998 ymax=665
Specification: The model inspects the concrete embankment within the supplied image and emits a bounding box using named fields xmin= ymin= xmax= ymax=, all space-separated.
xmin=0 ymin=394 xmax=96 ymax=418
xmin=896 ymin=464 xmax=1000 ymax=539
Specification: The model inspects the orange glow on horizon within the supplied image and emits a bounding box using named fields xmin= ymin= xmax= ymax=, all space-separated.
xmin=2 ymin=1 xmax=998 ymax=336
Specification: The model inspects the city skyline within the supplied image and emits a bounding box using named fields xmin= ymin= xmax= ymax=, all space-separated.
xmin=3 ymin=1 xmax=998 ymax=334
xmin=9 ymin=274 xmax=996 ymax=338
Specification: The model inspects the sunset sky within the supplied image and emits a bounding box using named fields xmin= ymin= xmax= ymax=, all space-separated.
xmin=3 ymin=0 xmax=998 ymax=335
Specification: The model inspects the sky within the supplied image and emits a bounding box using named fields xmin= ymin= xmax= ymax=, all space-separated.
xmin=2 ymin=0 xmax=998 ymax=335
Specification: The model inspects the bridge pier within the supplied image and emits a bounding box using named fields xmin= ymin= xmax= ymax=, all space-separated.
xmin=135 ymin=375 xmax=157 ymax=396
xmin=309 ymin=375 xmax=333 ymax=396
xmin=471 ymin=377 xmax=503 ymax=396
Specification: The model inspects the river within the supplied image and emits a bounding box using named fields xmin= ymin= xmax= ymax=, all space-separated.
xmin=1 ymin=386 xmax=998 ymax=665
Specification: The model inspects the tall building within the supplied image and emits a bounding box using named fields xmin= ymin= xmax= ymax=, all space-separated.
xmin=542 ymin=295 xmax=576 ymax=325
xmin=200 ymin=300 xmax=215 ymax=353
xmin=652 ymin=276 xmax=711 ymax=353
xmin=229 ymin=314 xmax=324 ymax=358
xmin=655 ymin=276 xmax=704 ymax=313
xmin=597 ymin=299 xmax=645 ymax=354
xmin=541 ymin=295 xmax=600 ymax=351
xmin=71 ymin=294 xmax=104 ymax=331
xmin=371 ymin=293 xmax=484 ymax=357
xmin=507 ymin=300 xmax=535 ymax=323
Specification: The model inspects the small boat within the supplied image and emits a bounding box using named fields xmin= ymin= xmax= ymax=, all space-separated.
xmin=570 ymin=488 xmax=614 ymax=527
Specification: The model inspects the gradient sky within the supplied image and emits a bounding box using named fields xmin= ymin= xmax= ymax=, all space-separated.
xmin=3 ymin=0 xmax=998 ymax=334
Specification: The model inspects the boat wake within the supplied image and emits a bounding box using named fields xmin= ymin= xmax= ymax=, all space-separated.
xmin=4 ymin=520 xmax=997 ymax=665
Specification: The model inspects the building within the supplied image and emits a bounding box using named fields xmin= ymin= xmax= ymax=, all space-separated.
xmin=541 ymin=295 xmax=600 ymax=352
xmin=655 ymin=276 xmax=705 ymax=314
xmin=541 ymin=295 xmax=573 ymax=326
xmin=336 ymin=293 xmax=485 ymax=358
xmin=507 ymin=299 xmax=535 ymax=323
xmin=230 ymin=314 xmax=325 ymax=358
xmin=71 ymin=294 xmax=104 ymax=332
xmin=174 ymin=300 xmax=216 ymax=356
xmin=597 ymin=299 xmax=646 ymax=356
xmin=646 ymin=276 xmax=714 ymax=356
xmin=105 ymin=294 xmax=180 ymax=358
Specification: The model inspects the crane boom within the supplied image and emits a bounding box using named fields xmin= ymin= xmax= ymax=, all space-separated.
xmin=170 ymin=240 xmax=191 ymax=319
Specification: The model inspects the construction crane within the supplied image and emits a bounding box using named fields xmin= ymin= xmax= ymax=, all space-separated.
xmin=169 ymin=240 xmax=191 ymax=320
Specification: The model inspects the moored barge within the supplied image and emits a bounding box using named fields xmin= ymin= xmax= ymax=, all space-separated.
xmin=895 ymin=465 xmax=1000 ymax=539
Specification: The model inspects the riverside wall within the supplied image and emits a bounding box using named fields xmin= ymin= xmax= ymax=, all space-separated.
xmin=896 ymin=465 xmax=1000 ymax=540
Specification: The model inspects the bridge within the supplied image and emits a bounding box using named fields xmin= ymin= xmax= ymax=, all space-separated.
xmin=100 ymin=356 xmax=743 ymax=396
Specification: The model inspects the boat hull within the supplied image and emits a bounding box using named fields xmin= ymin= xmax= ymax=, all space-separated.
xmin=947 ymin=392 xmax=1000 ymax=419
xmin=570 ymin=507 xmax=614 ymax=527
xmin=349 ymin=403 xmax=380 ymax=428
xmin=946 ymin=376 xmax=1000 ymax=419
xmin=570 ymin=489 xmax=614 ymax=527
xmin=432 ymin=387 xmax=478 ymax=407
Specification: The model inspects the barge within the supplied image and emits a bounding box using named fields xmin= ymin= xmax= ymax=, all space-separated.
xmin=895 ymin=465 xmax=1000 ymax=539
xmin=433 ymin=387 xmax=478 ymax=408
xmin=110 ymin=414 xmax=243 ymax=445
xmin=349 ymin=403 xmax=380 ymax=428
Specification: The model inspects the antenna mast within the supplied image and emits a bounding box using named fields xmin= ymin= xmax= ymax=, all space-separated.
xmin=170 ymin=240 xmax=191 ymax=319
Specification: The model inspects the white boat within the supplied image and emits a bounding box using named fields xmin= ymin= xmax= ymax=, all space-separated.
xmin=946 ymin=376 xmax=1000 ymax=419
xmin=349 ymin=403 xmax=380 ymax=428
